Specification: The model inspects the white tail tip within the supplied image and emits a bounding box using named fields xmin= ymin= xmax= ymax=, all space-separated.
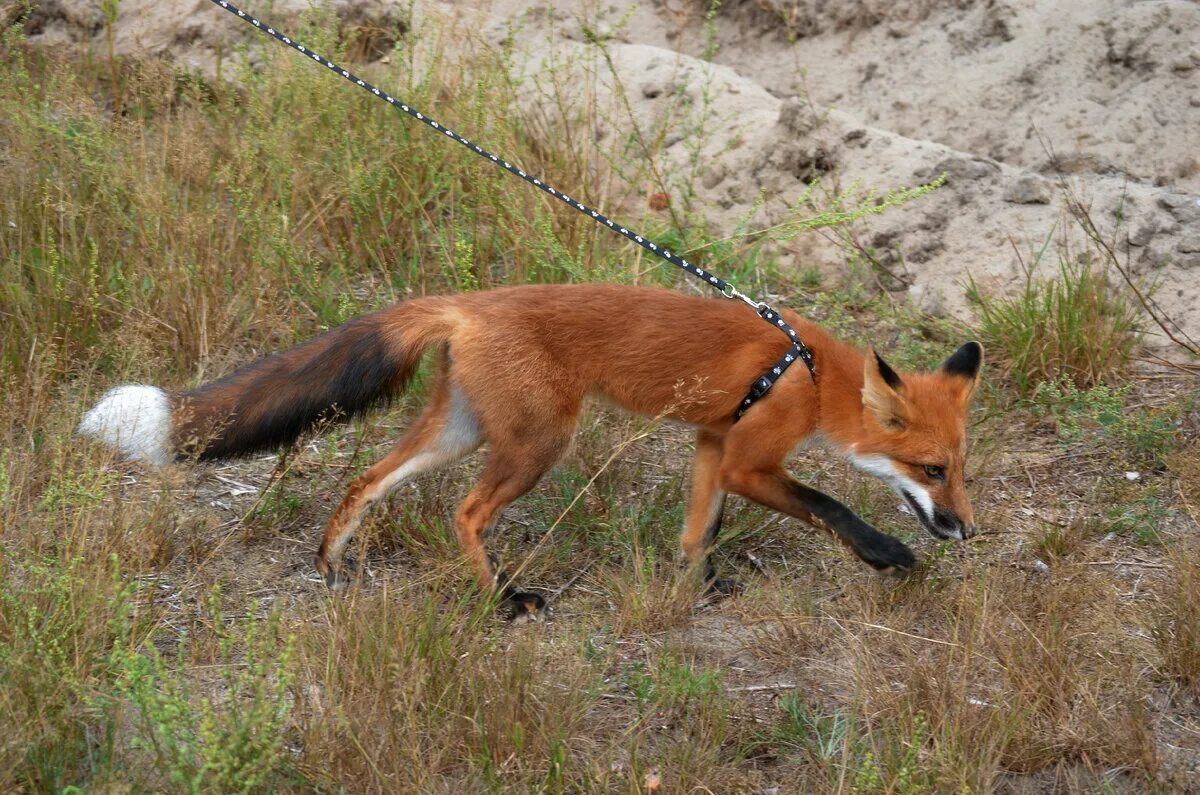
xmin=78 ymin=385 xmax=172 ymax=466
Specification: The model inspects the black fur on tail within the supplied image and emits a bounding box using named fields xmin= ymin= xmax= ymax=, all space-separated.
xmin=176 ymin=310 xmax=419 ymax=460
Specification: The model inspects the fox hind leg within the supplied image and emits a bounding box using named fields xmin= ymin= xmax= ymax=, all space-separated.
xmin=679 ymin=430 xmax=739 ymax=594
xmin=454 ymin=428 xmax=574 ymax=620
xmin=314 ymin=380 xmax=482 ymax=587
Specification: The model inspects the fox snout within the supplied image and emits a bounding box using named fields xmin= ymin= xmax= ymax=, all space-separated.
xmin=895 ymin=488 xmax=973 ymax=542
xmin=928 ymin=504 xmax=976 ymax=541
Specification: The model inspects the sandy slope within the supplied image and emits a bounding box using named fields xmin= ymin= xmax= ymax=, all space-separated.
xmin=19 ymin=0 xmax=1200 ymax=343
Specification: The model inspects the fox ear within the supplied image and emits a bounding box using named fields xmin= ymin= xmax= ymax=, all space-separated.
xmin=941 ymin=341 xmax=983 ymax=401
xmin=863 ymin=349 xmax=907 ymax=430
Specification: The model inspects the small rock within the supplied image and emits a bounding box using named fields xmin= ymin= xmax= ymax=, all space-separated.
xmin=909 ymin=283 xmax=946 ymax=316
xmin=929 ymin=155 xmax=994 ymax=183
xmin=641 ymin=81 xmax=665 ymax=99
xmin=1178 ymin=235 xmax=1200 ymax=254
xmin=1157 ymin=193 xmax=1200 ymax=225
xmin=1125 ymin=471 xmax=1140 ymax=481
xmin=1032 ymin=559 xmax=1051 ymax=574
xmin=777 ymin=97 xmax=817 ymax=136
xmin=701 ymin=164 xmax=727 ymax=190
xmin=1004 ymin=174 xmax=1052 ymax=204
xmin=1129 ymin=221 xmax=1157 ymax=247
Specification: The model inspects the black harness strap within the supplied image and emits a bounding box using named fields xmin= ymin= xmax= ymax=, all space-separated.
xmin=737 ymin=306 xmax=816 ymax=420
xmin=206 ymin=0 xmax=817 ymax=419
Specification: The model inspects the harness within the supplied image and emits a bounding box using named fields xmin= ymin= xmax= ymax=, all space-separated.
xmin=206 ymin=0 xmax=818 ymax=419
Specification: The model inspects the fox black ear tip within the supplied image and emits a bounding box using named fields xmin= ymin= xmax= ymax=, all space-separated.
xmin=870 ymin=349 xmax=904 ymax=390
xmin=942 ymin=341 xmax=983 ymax=379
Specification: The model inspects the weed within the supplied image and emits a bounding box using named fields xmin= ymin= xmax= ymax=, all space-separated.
xmin=1031 ymin=376 xmax=1183 ymax=466
xmin=967 ymin=252 xmax=1141 ymax=394
xmin=292 ymin=578 xmax=603 ymax=791
xmin=0 ymin=555 xmax=144 ymax=791
xmin=773 ymin=692 xmax=850 ymax=763
xmin=1105 ymin=494 xmax=1170 ymax=545
xmin=1033 ymin=519 xmax=1095 ymax=563
xmin=1166 ymin=440 xmax=1200 ymax=507
xmin=112 ymin=588 xmax=297 ymax=793
xmin=606 ymin=544 xmax=700 ymax=637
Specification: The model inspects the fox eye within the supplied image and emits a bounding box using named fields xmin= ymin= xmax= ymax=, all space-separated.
xmin=923 ymin=465 xmax=946 ymax=481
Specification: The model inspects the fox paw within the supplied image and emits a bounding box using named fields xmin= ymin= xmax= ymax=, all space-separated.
xmin=317 ymin=557 xmax=357 ymax=591
xmin=503 ymin=591 xmax=547 ymax=624
xmin=706 ymin=578 xmax=743 ymax=597
xmin=860 ymin=537 xmax=916 ymax=574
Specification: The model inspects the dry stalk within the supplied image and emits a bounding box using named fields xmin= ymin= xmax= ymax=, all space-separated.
xmin=1035 ymin=127 xmax=1200 ymax=362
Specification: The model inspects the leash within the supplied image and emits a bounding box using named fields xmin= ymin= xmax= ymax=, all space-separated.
xmin=205 ymin=0 xmax=817 ymax=419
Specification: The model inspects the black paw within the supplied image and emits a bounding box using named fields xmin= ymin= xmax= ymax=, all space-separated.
xmin=706 ymin=578 xmax=743 ymax=597
xmin=319 ymin=557 xmax=357 ymax=590
xmin=503 ymin=591 xmax=547 ymax=623
xmin=860 ymin=535 xmax=917 ymax=574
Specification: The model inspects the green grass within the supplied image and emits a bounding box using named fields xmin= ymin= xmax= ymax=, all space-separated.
xmin=966 ymin=250 xmax=1142 ymax=395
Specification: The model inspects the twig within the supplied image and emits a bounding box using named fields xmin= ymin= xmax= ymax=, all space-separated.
xmin=1074 ymin=560 xmax=1168 ymax=569
xmin=749 ymin=614 xmax=990 ymax=660
xmin=1034 ymin=127 xmax=1200 ymax=358
xmin=1138 ymin=349 xmax=1200 ymax=375
xmin=746 ymin=551 xmax=770 ymax=578
xmin=725 ymin=682 xmax=797 ymax=693
xmin=544 ymin=561 xmax=595 ymax=607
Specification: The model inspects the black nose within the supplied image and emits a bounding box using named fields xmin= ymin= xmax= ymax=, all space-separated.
xmin=932 ymin=507 xmax=968 ymax=541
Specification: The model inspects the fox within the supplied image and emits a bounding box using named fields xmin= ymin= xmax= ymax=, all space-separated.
xmin=80 ymin=283 xmax=982 ymax=616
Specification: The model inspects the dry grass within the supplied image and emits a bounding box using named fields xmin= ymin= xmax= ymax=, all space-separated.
xmin=2 ymin=8 xmax=1199 ymax=794
xmin=1153 ymin=547 xmax=1200 ymax=700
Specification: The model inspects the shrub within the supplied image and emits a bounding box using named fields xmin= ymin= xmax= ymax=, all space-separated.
xmin=112 ymin=588 xmax=297 ymax=794
xmin=967 ymin=254 xmax=1141 ymax=394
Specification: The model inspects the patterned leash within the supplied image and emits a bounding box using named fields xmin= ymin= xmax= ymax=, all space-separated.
xmin=206 ymin=0 xmax=817 ymax=418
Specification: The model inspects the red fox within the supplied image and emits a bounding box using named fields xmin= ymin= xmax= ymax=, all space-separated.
xmin=80 ymin=284 xmax=982 ymax=615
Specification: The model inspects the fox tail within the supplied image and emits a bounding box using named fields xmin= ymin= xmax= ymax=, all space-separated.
xmin=79 ymin=300 xmax=452 ymax=465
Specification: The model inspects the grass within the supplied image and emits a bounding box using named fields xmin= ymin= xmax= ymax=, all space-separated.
xmin=966 ymin=248 xmax=1142 ymax=395
xmin=2 ymin=5 xmax=1199 ymax=793
xmin=1154 ymin=551 xmax=1200 ymax=699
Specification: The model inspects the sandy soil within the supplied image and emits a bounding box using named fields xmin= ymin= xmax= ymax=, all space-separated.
xmin=19 ymin=0 xmax=1200 ymax=342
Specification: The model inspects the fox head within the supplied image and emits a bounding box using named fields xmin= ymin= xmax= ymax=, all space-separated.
xmin=849 ymin=342 xmax=983 ymax=542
